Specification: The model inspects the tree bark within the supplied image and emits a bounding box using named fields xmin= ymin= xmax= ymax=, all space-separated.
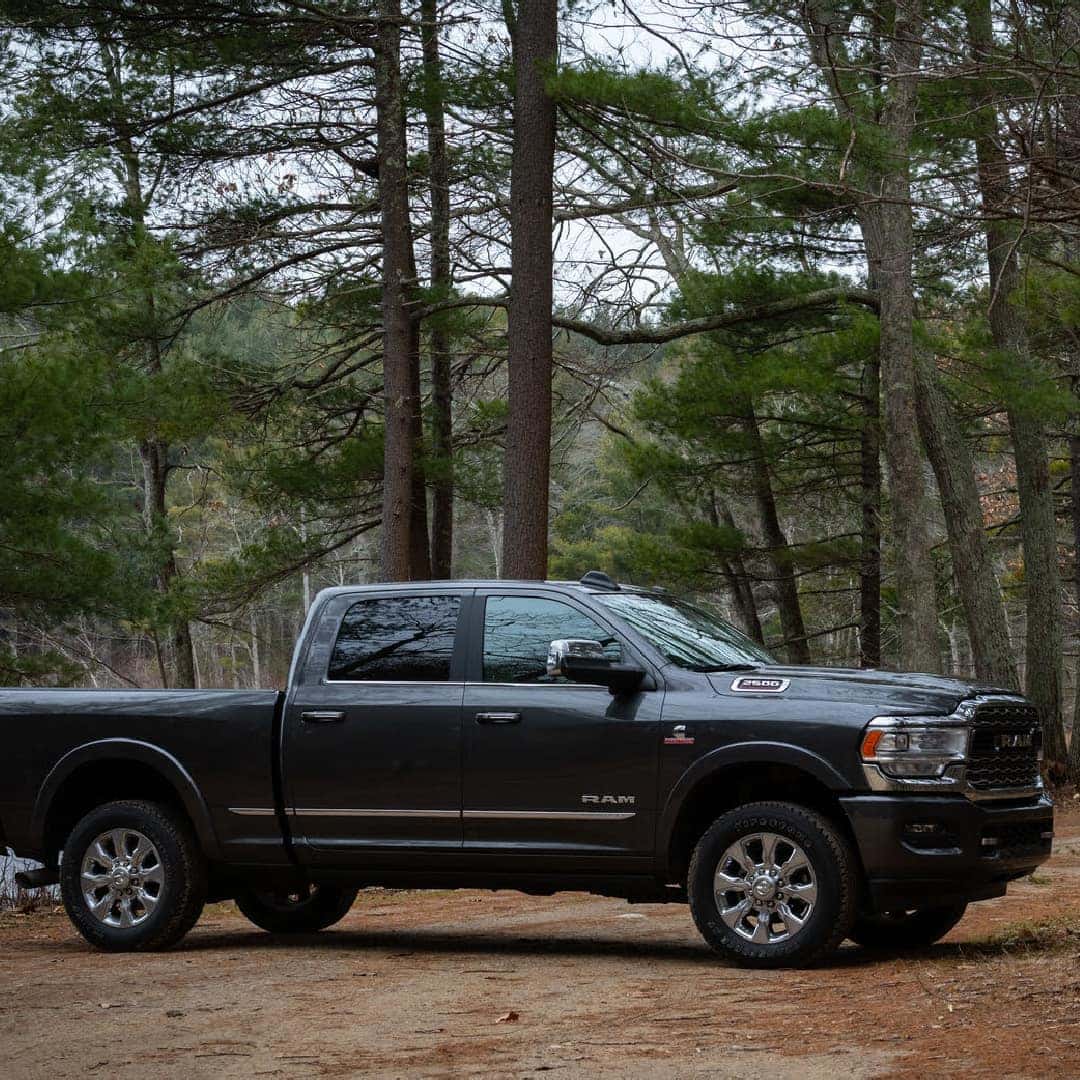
xmin=711 ymin=496 xmax=765 ymax=645
xmin=407 ymin=310 xmax=432 ymax=580
xmin=858 ymin=349 xmax=882 ymax=668
xmin=740 ymin=402 xmax=811 ymax=664
xmin=855 ymin=0 xmax=940 ymax=672
xmin=1057 ymin=13 xmax=1080 ymax=786
xmin=421 ymin=0 xmax=454 ymax=578
xmin=376 ymin=0 xmax=418 ymax=581
xmin=138 ymin=439 xmax=196 ymax=689
xmin=1069 ymin=357 xmax=1080 ymax=783
xmin=500 ymin=0 xmax=557 ymax=580
xmin=914 ymin=356 xmax=1018 ymax=687
xmin=966 ymin=0 xmax=1067 ymax=766
xmin=100 ymin=36 xmax=196 ymax=687
xmin=1010 ymin=412 xmax=1066 ymax=766
xmin=803 ymin=0 xmax=939 ymax=671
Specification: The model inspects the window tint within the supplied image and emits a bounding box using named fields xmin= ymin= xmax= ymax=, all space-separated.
xmin=482 ymin=595 xmax=622 ymax=684
xmin=328 ymin=595 xmax=461 ymax=681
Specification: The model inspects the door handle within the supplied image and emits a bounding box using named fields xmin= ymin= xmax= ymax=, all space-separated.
xmin=300 ymin=710 xmax=345 ymax=723
xmin=475 ymin=711 xmax=521 ymax=725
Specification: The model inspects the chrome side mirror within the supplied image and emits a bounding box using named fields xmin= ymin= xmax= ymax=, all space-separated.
xmin=546 ymin=638 xmax=606 ymax=679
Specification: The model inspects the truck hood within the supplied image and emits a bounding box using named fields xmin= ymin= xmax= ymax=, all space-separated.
xmin=707 ymin=665 xmax=1019 ymax=716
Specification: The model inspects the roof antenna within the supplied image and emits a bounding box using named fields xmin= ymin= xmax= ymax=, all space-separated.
xmin=580 ymin=570 xmax=619 ymax=591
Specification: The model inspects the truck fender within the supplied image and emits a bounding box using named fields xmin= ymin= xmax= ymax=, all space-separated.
xmin=30 ymin=738 xmax=222 ymax=861
xmin=656 ymin=740 xmax=851 ymax=860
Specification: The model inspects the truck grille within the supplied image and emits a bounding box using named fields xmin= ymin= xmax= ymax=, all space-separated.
xmin=967 ymin=701 xmax=1042 ymax=792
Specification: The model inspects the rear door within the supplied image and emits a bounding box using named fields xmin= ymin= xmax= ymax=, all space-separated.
xmin=282 ymin=588 xmax=468 ymax=861
xmin=461 ymin=590 xmax=662 ymax=861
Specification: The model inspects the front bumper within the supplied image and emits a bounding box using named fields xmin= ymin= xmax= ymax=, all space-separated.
xmin=840 ymin=792 xmax=1054 ymax=911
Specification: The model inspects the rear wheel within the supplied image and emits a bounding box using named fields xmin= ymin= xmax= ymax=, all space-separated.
xmin=235 ymin=883 xmax=358 ymax=933
xmin=850 ymin=904 xmax=968 ymax=950
xmin=688 ymin=801 xmax=857 ymax=968
xmin=60 ymin=800 xmax=206 ymax=952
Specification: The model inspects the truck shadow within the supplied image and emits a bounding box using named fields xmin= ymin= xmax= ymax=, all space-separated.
xmin=164 ymin=925 xmax=912 ymax=968
xmin=168 ymin=919 xmax=1076 ymax=966
xmin=176 ymin=926 xmax=728 ymax=964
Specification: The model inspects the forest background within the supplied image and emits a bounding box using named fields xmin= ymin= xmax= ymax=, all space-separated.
xmin=1 ymin=0 xmax=1079 ymax=783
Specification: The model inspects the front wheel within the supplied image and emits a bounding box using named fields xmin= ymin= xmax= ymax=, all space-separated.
xmin=688 ymin=801 xmax=858 ymax=968
xmin=60 ymin=800 xmax=207 ymax=952
xmin=235 ymin=884 xmax=358 ymax=933
xmin=849 ymin=904 xmax=968 ymax=950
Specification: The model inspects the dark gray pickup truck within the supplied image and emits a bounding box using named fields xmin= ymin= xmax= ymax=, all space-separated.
xmin=1 ymin=572 xmax=1054 ymax=966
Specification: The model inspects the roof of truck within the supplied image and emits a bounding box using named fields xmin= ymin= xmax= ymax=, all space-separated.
xmin=313 ymin=571 xmax=648 ymax=600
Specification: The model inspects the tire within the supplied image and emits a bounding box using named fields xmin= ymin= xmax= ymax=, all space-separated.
xmin=688 ymin=801 xmax=858 ymax=968
xmin=850 ymin=903 xmax=968 ymax=950
xmin=60 ymin=800 xmax=207 ymax=952
xmin=235 ymin=883 xmax=358 ymax=934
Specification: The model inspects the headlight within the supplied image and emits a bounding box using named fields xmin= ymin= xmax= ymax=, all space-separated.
xmin=861 ymin=718 xmax=969 ymax=779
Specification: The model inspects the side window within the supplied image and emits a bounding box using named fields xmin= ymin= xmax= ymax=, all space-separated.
xmin=482 ymin=595 xmax=622 ymax=684
xmin=328 ymin=595 xmax=461 ymax=682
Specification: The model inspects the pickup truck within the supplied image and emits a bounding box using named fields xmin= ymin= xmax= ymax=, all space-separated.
xmin=1 ymin=572 xmax=1054 ymax=967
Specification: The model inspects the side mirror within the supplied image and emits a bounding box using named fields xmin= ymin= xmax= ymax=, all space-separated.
xmin=546 ymin=639 xmax=645 ymax=695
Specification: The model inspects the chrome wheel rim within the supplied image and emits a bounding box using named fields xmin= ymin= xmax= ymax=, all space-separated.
xmin=714 ymin=831 xmax=818 ymax=945
xmin=81 ymin=828 xmax=164 ymax=928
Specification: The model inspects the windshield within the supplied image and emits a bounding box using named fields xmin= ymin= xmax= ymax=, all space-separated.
xmin=595 ymin=591 xmax=774 ymax=671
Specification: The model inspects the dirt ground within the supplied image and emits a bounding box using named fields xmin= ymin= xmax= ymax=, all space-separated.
xmin=3 ymin=806 xmax=1080 ymax=1080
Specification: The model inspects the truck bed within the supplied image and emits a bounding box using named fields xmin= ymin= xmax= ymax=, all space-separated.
xmin=0 ymin=689 xmax=285 ymax=864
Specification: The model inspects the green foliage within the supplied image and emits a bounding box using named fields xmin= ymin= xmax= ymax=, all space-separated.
xmin=0 ymin=337 xmax=126 ymax=680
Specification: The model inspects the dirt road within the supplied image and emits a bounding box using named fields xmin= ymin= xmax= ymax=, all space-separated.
xmin=3 ymin=815 xmax=1079 ymax=1079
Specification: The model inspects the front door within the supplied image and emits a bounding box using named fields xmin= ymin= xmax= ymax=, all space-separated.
xmin=462 ymin=591 xmax=661 ymax=860
xmin=282 ymin=589 xmax=468 ymax=860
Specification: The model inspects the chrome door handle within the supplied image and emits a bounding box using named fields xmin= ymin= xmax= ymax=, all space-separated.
xmin=475 ymin=711 xmax=521 ymax=725
xmin=300 ymin=710 xmax=345 ymax=723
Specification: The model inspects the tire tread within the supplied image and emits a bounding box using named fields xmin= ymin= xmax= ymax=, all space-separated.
xmin=687 ymin=800 xmax=858 ymax=968
xmin=60 ymin=799 xmax=207 ymax=952
xmin=235 ymin=885 xmax=358 ymax=934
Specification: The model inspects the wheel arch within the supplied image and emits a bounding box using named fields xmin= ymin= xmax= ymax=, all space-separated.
xmin=31 ymin=739 xmax=220 ymax=864
xmin=659 ymin=745 xmax=859 ymax=885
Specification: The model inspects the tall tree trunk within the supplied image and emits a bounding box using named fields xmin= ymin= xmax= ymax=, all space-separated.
xmin=421 ymin=0 xmax=454 ymax=578
xmin=299 ymin=504 xmax=312 ymax=614
xmin=858 ymin=349 xmax=882 ymax=667
xmin=966 ymin=0 xmax=1067 ymax=767
xmin=740 ymin=402 xmax=811 ymax=664
xmin=1069 ymin=359 xmax=1080 ymax=783
xmin=100 ymin=37 xmax=195 ymax=687
xmin=1057 ymin=15 xmax=1080 ymax=786
xmin=407 ymin=311 xmax=432 ymax=579
xmin=138 ymin=439 xmax=196 ymax=689
xmin=376 ymin=0 xmax=418 ymax=581
xmin=804 ymin=0 xmax=938 ymax=671
xmin=1010 ymin=414 xmax=1066 ymax=766
xmin=248 ymin=610 xmax=261 ymax=689
xmin=711 ymin=496 xmax=765 ymax=645
xmin=856 ymin=0 xmax=939 ymax=671
xmin=500 ymin=0 xmax=557 ymax=579
xmin=914 ymin=357 xmax=1018 ymax=687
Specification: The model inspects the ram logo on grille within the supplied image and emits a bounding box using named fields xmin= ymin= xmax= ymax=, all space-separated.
xmin=992 ymin=730 xmax=1036 ymax=751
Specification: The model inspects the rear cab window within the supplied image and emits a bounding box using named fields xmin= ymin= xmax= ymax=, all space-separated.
xmin=327 ymin=594 xmax=462 ymax=681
